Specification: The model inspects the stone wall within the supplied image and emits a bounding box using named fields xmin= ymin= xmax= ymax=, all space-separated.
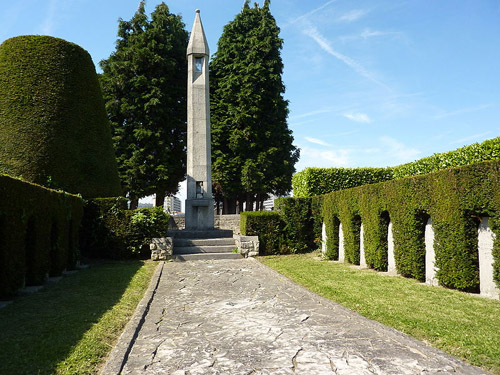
xmin=168 ymin=214 xmax=241 ymax=234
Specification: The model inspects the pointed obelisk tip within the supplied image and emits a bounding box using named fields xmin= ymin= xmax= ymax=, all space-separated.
xmin=196 ymin=9 xmax=200 ymax=13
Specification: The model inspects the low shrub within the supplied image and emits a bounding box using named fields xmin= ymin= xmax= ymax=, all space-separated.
xmin=240 ymin=211 xmax=283 ymax=255
xmin=0 ymin=174 xmax=83 ymax=297
xmin=80 ymin=198 xmax=169 ymax=259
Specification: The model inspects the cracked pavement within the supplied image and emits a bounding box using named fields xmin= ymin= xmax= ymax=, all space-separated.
xmin=115 ymin=259 xmax=489 ymax=374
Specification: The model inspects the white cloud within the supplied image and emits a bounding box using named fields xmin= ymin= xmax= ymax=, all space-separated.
xmin=298 ymin=146 xmax=352 ymax=169
xmin=303 ymin=26 xmax=390 ymax=90
xmin=379 ymin=136 xmax=420 ymax=163
xmin=289 ymin=109 xmax=333 ymax=120
xmin=41 ymin=0 xmax=58 ymax=35
xmin=337 ymin=9 xmax=369 ymax=23
xmin=343 ymin=112 xmax=371 ymax=123
xmin=340 ymin=28 xmax=404 ymax=42
xmin=433 ymin=104 xmax=493 ymax=120
xmin=289 ymin=0 xmax=338 ymax=25
xmin=305 ymin=137 xmax=331 ymax=146
xmin=451 ymin=131 xmax=492 ymax=145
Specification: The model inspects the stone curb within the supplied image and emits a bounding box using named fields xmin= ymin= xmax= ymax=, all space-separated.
xmin=100 ymin=261 xmax=165 ymax=375
xmin=249 ymin=257 xmax=490 ymax=375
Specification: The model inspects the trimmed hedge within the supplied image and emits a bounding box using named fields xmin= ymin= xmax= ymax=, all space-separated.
xmin=0 ymin=35 xmax=121 ymax=198
xmin=292 ymin=167 xmax=393 ymax=198
xmin=241 ymin=211 xmax=283 ymax=255
xmin=0 ymin=174 xmax=83 ymax=298
xmin=293 ymin=136 xmax=500 ymax=197
xmin=318 ymin=159 xmax=500 ymax=292
xmin=80 ymin=198 xmax=169 ymax=259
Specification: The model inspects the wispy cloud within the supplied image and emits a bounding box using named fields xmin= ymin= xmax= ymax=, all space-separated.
xmin=451 ymin=131 xmax=492 ymax=145
xmin=337 ymin=9 xmax=369 ymax=23
xmin=300 ymin=146 xmax=352 ymax=168
xmin=305 ymin=137 xmax=331 ymax=146
xmin=289 ymin=0 xmax=338 ymax=25
xmin=289 ymin=109 xmax=333 ymax=120
xmin=340 ymin=28 xmax=404 ymax=42
xmin=304 ymin=26 xmax=390 ymax=90
xmin=343 ymin=112 xmax=371 ymax=123
xmin=433 ymin=104 xmax=493 ymax=120
xmin=41 ymin=0 xmax=58 ymax=35
xmin=379 ymin=136 xmax=420 ymax=163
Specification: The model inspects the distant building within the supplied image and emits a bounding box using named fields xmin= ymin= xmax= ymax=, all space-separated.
xmin=165 ymin=196 xmax=182 ymax=214
xmin=138 ymin=202 xmax=154 ymax=209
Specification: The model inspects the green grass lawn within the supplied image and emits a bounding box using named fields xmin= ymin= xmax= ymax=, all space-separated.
xmin=0 ymin=260 xmax=157 ymax=375
xmin=260 ymin=252 xmax=500 ymax=375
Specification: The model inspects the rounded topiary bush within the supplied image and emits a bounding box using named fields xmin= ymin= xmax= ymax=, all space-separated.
xmin=0 ymin=35 xmax=121 ymax=197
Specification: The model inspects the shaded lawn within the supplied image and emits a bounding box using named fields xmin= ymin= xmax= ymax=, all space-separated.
xmin=0 ymin=260 xmax=157 ymax=375
xmin=260 ymin=253 xmax=500 ymax=375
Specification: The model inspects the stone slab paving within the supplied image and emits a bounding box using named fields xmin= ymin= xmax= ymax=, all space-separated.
xmin=110 ymin=259 xmax=489 ymax=375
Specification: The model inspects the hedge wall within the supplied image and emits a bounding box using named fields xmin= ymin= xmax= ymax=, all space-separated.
xmin=318 ymin=159 xmax=500 ymax=292
xmin=80 ymin=198 xmax=169 ymax=259
xmin=293 ymin=136 xmax=500 ymax=197
xmin=0 ymin=35 xmax=121 ymax=198
xmin=241 ymin=211 xmax=283 ymax=255
xmin=292 ymin=167 xmax=393 ymax=198
xmin=0 ymin=174 xmax=83 ymax=298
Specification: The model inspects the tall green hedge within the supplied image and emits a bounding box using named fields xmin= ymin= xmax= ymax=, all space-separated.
xmin=240 ymin=211 xmax=283 ymax=255
xmin=318 ymin=159 xmax=500 ymax=292
xmin=293 ymin=136 xmax=500 ymax=197
xmin=0 ymin=174 xmax=83 ymax=298
xmin=0 ymin=35 xmax=121 ymax=198
xmin=292 ymin=167 xmax=393 ymax=198
xmin=80 ymin=198 xmax=169 ymax=259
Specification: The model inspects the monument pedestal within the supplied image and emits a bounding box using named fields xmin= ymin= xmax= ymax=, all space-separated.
xmin=185 ymin=198 xmax=214 ymax=230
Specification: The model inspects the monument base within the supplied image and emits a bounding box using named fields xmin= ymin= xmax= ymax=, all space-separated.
xmin=185 ymin=198 xmax=215 ymax=230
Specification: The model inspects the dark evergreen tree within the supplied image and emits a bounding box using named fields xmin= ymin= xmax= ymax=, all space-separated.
xmin=210 ymin=0 xmax=299 ymax=213
xmin=100 ymin=1 xmax=188 ymax=208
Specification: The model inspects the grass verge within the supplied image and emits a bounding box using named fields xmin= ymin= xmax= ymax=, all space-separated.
xmin=0 ymin=260 xmax=157 ymax=375
xmin=260 ymin=252 xmax=500 ymax=374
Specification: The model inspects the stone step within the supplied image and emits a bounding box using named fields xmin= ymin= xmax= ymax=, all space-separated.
xmin=169 ymin=229 xmax=233 ymax=239
xmin=172 ymin=253 xmax=243 ymax=262
xmin=173 ymin=238 xmax=235 ymax=247
xmin=174 ymin=245 xmax=236 ymax=254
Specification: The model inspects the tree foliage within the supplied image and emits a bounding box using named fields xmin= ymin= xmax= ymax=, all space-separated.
xmin=100 ymin=2 xmax=188 ymax=207
xmin=210 ymin=0 xmax=299 ymax=212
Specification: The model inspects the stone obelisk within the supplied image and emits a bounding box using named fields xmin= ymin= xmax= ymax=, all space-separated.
xmin=185 ymin=10 xmax=214 ymax=230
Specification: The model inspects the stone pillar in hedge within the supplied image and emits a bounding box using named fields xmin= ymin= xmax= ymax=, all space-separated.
xmin=478 ymin=217 xmax=499 ymax=299
xmin=338 ymin=223 xmax=345 ymax=262
xmin=425 ymin=218 xmax=438 ymax=286
xmin=387 ymin=221 xmax=396 ymax=274
xmin=321 ymin=222 xmax=327 ymax=256
xmin=359 ymin=224 xmax=367 ymax=268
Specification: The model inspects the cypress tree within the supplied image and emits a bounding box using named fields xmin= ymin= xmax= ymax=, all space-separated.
xmin=210 ymin=0 xmax=299 ymax=213
xmin=100 ymin=2 xmax=188 ymax=208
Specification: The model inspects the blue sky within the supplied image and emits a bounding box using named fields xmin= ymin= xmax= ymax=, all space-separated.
xmin=2 ymin=0 xmax=500 ymax=203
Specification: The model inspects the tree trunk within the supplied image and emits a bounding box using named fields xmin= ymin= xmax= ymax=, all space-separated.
xmin=129 ymin=197 xmax=139 ymax=210
xmin=155 ymin=191 xmax=166 ymax=208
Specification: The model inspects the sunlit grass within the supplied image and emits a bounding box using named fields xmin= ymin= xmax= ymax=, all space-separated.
xmin=260 ymin=252 xmax=500 ymax=374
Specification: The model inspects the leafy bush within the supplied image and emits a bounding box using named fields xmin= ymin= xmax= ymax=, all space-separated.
xmin=241 ymin=211 xmax=283 ymax=255
xmin=80 ymin=199 xmax=169 ymax=259
xmin=275 ymin=198 xmax=316 ymax=253
xmin=0 ymin=35 xmax=121 ymax=198
xmin=0 ymin=174 xmax=83 ymax=297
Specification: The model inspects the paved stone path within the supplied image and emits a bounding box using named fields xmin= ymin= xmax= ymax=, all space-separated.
xmin=104 ymin=259 xmax=489 ymax=375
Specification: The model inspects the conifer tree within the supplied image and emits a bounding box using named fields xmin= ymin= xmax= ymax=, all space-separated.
xmin=210 ymin=0 xmax=299 ymax=213
xmin=100 ymin=2 xmax=188 ymax=208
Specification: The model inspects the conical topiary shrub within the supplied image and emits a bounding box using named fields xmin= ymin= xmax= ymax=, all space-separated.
xmin=0 ymin=35 xmax=121 ymax=198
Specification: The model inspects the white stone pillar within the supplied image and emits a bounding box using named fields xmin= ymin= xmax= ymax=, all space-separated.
xmin=425 ymin=218 xmax=438 ymax=286
xmin=321 ymin=222 xmax=327 ymax=255
xmin=338 ymin=223 xmax=345 ymax=263
xmin=359 ymin=223 xmax=367 ymax=268
xmin=387 ymin=221 xmax=396 ymax=274
xmin=478 ymin=217 xmax=499 ymax=299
